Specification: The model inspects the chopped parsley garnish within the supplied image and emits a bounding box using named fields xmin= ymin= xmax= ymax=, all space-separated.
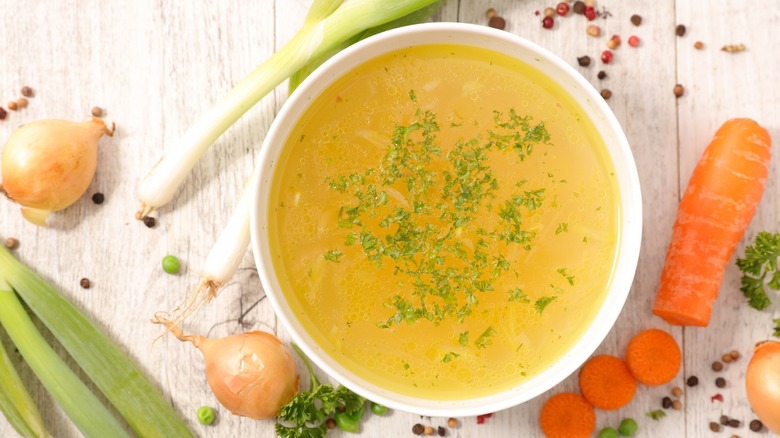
xmin=646 ymin=409 xmax=667 ymax=421
xmin=323 ymin=249 xmax=344 ymax=263
xmin=327 ymin=93 xmax=554 ymax=328
xmin=736 ymin=231 xmax=780 ymax=310
xmin=557 ymin=268 xmax=575 ymax=286
xmin=555 ymin=223 xmax=568 ymax=234
xmin=475 ymin=326 xmax=496 ymax=349
xmin=458 ymin=331 xmax=469 ymax=346
xmin=442 ymin=352 xmax=460 ymax=363
xmin=534 ymin=296 xmax=557 ymax=314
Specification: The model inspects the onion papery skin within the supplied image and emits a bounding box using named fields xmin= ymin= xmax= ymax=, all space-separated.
xmin=745 ymin=340 xmax=780 ymax=434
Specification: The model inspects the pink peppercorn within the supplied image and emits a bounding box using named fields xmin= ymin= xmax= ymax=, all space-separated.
xmin=601 ymin=50 xmax=613 ymax=63
xmin=584 ymin=6 xmax=596 ymax=20
xmin=542 ymin=16 xmax=554 ymax=29
xmin=628 ymin=35 xmax=640 ymax=47
xmin=556 ymin=2 xmax=570 ymax=16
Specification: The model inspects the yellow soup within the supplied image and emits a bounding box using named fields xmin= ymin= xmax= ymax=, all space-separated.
xmin=268 ymin=44 xmax=620 ymax=400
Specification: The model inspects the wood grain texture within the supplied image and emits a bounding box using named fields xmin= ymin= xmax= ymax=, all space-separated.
xmin=0 ymin=1 xmax=777 ymax=437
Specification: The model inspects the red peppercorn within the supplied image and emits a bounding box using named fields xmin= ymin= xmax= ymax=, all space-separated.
xmin=542 ymin=16 xmax=554 ymax=29
xmin=601 ymin=50 xmax=613 ymax=64
xmin=628 ymin=35 xmax=640 ymax=47
xmin=556 ymin=2 xmax=570 ymax=16
xmin=584 ymin=6 xmax=596 ymax=20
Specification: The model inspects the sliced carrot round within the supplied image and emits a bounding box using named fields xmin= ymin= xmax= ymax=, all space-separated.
xmin=539 ymin=392 xmax=595 ymax=438
xmin=578 ymin=354 xmax=637 ymax=410
xmin=626 ymin=328 xmax=681 ymax=386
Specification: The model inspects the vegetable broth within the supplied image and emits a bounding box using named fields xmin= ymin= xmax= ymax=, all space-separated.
xmin=268 ymin=44 xmax=620 ymax=399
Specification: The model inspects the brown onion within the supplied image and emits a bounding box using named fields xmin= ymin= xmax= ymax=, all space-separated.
xmin=1 ymin=117 xmax=114 ymax=225
xmin=745 ymin=340 xmax=780 ymax=433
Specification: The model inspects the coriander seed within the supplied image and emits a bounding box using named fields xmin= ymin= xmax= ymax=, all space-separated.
xmin=412 ymin=424 xmax=424 ymax=435
xmin=694 ymin=41 xmax=704 ymax=50
xmin=486 ymin=8 xmax=496 ymax=19
xmin=8 ymin=101 xmax=18 ymax=111
xmin=715 ymin=377 xmax=726 ymax=388
xmin=91 ymin=106 xmax=103 ymax=117
xmin=672 ymin=400 xmax=682 ymax=410
xmin=586 ymin=24 xmax=601 ymax=37
xmin=20 ymin=86 xmax=34 ymax=97
xmin=600 ymin=89 xmax=612 ymax=100
xmin=729 ymin=350 xmax=740 ymax=360
xmin=4 ymin=237 xmax=19 ymax=250
xmin=673 ymin=84 xmax=685 ymax=98
xmin=16 ymin=98 xmax=28 ymax=109
xmin=488 ymin=16 xmax=506 ymax=30
xmin=424 ymin=425 xmax=434 ymax=436
xmin=710 ymin=422 xmax=721 ymax=432
xmin=671 ymin=386 xmax=683 ymax=397
xmin=447 ymin=418 xmax=458 ymax=428
xmin=722 ymin=353 xmax=733 ymax=363
xmin=544 ymin=7 xmax=555 ymax=17
xmin=712 ymin=361 xmax=723 ymax=371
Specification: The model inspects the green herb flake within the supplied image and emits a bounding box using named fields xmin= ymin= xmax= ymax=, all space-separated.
xmin=774 ymin=317 xmax=780 ymax=337
xmin=323 ymin=250 xmax=344 ymax=263
xmin=557 ymin=268 xmax=575 ymax=286
xmin=535 ymin=296 xmax=557 ymax=314
xmin=646 ymin=409 xmax=667 ymax=421
xmin=475 ymin=326 xmax=496 ymax=349
xmin=508 ymin=287 xmax=529 ymax=303
xmin=458 ymin=331 xmax=469 ymax=346
xmin=555 ymin=223 xmax=568 ymax=234
xmin=442 ymin=352 xmax=460 ymax=363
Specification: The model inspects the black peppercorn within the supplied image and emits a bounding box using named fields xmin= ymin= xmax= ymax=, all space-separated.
xmin=92 ymin=192 xmax=105 ymax=204
xmin=686 ymin=375 xmax=699 ymax=387
xmin=662 ymin=396 xmax=673 ymax=409
xmin=715 ymin=377 xmax=726 ymax=388
xmin=577 ymin=56 xmax=591 ymax=67
xmin=597 ymin=70 xmax=607 ymax=80
xmin=573 ymin=1 xmax=585 ymax=14
xmin=720 ymin=415 xmax=730 ymax=425
xmin=437 ymin=426 xmax=446 ymax=436
xmin=727 ymin=419 xmax=740 ymax=428
xmin=750 ymin=419 xmax=763 ymax=432
xmin=630 ymin=14 xmax=642 ymax=26
xmin=80 ymin=278 xmax=91 ymax=289
xmin=412 ymin=424 xmax=425 ymax=435
xmin=142 ymin=216 xmax=157 ymax=228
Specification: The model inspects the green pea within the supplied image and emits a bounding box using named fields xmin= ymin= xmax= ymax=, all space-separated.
xmin=197 ymin=406 xmax=215 ymax=425
xmin=370 ymin=401 xmax=388 ymax=415
xmin=162 ymin=255 xmax=180 ymax=274
xmin=618 ymin=418 xmax=638 ymax=437
xmin=598 ymin=427 xmax=619 ymax=438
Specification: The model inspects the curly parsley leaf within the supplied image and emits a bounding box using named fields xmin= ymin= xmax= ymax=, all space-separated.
xmin=774 ymin=317 xmax=780 ymax=337
xmin=646 ymin=409 xmax=667 ymax=421
xmin=736 ymin=231 xmax=780 ymax=310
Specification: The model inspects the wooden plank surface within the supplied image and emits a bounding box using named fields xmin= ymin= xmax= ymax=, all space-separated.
xmin=0 ymin=1 xmax=778 ymax=437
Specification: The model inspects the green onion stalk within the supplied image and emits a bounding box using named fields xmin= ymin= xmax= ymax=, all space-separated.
xmin=0 ymin=245 xmax=193 ymax=438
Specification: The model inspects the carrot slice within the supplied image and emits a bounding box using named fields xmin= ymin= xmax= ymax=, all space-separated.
xmin=653 ymin=118 xmax=771 ymax=326
xmin=577 ymin=354 xmax=637 ymax=410
xmin=539 ymin=392 xmax=595 ymax=438
xmin=625 ymin=328 xmax=681 ymax=386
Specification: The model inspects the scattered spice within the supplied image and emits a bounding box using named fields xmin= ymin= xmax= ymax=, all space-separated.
xmin=80 ymin=278 xmax=91 ymax=289
xmin=556 ymin=2 xmax=570 ymax=16
xmin=587 ymin=24 xmax=601 ymax=37
xmin=447 ymin=418 xmax=458 ymax=428
xmin=694 ymin=41 xmax=704 ymax=50
xmin=646 ymin=410 xmax=666 ymax=421
xmin=715 ymin=377 xmax=726 ymax=388
xmin=20 ymin=86 xmax=34 ymax=98
xmin=544 ymin=7 xmax=555 ymax=17
xmin=721 ymin=43 xmax=746 ymax=53
xmin=16 ymin=98 xmax=28 ymax=109
xmin=142 ymin=216 xmax=157 ymax=228
xmin=584 ymin=6 xmax=596 ymax=20
xmin=476 ymin=413 xmax=493 ymax=425
xmin=597 ymin=70 xmax=607 ymax=80
xmin=91 ymin=106 xmax=104 ymax=117
xmin=712 ymin=361 xmax=724 ymax=372
xmin=711 ymin=393 xmax=724 ymax=403
xmin=8 ymin=101 xmax=18 ymax=111
xmin=542 ymin=16 xmax=554 ymax=29
xmin=630 ymin=14 xmax=642 ymax=26
xmin=325 ymin=418 xmax=336 ymax=429
xmin=750 ymin=419 xmax=764 ymax=432
xmin=722 ymin=353 xmax=733 ymax=363
xmin=488 ymin=16 xmax=506 ymax=30
xmin=710 ymin=422 xmax=721 ymax=432
xmin=673 ymin=84 xmax=685 ymax=98
xmin=600 ymin=89 xmax=612 ymax=100
xmin=573 ymin=1 xmax=586 ymax=14
xmin=676 ymin=24 xmax=686 ymax=37
xmin=4 ymin=237 xmax=19 ymax=250
xmin=601 ymin=50 xmax=613 ymax=64
xmin=728 ymin=419 xmax=741 ymax=428
xmin=437 ymin=426 xmax=445 ymax=436
xmin=577 ymin=55 xmax=592 ymax=67
xmin=662 ymin=396 xmax=673 ymax=409
xmin=607 ymin=35 xmax=621 ymax=50
xmin=628 ymin=35 xmax=640 ymax=47
xmin=424 ymin=425 xmax=434 ymax=436
xmin=686 ymin=375 xmax=699 ymax=387
xmin=485 ymin=8 xmax=496 ymax=19
xmin=672 ymin=400 xmax=682 ymax=410
xmin=729 ymin=350 xmax=740 ymax=361
xmin=412 ymin=423 xmax=425 ymax=435
xmin=0 ymin=107 xmax=6 ymax=120
xmin=721 ymin=415 xmax=730 ymax=425
xmin=92 ymin=192 xmax=105 ymax=204
xmin=672 ymin=386 xmax=684 ymax=397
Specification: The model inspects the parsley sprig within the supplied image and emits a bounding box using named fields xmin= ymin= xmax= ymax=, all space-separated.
xmin=736 ymin=231 xmax=780 ymax=311
xmin=276 ymin=344 xmax=365 ymax=438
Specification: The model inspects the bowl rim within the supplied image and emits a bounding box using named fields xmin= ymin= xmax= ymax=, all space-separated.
xmin=250 ymin=21 xmax=642 ymax=417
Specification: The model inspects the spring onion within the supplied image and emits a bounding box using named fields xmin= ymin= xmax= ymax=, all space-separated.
xmin=0 ymin=245 xmax=193 ymax=438
xmin=0 ymin=279 xmax=128 ymax=438
xmin=135 ymin=0 xmax=441 ymax=218
xmin=0 ymin=312 xmax=51 ymax=438
xmin=152 ymin=0 xmax=443 ymax=327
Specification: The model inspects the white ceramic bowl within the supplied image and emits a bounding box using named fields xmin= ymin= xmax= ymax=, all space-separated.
xmin=250 ymin=22 xmax=642 ymax=417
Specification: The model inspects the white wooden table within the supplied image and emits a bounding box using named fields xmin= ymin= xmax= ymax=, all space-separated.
xmin=1 ymin=1 xmax=778 ymax=437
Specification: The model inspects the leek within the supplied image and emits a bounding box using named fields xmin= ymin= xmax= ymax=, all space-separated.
xmin=0 ymin=322 xmax=51 ymax=438
xmin=0 ymin=246 xmax=193 ymax=438
xmin=135 ymin=0 xmax=441 ymax=217
xmin=0 ymin=278 xmax=128 ymax=438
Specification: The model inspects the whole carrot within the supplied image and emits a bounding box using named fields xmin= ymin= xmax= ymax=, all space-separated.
xmin=653 ymin=118 xmax=771 ymax=326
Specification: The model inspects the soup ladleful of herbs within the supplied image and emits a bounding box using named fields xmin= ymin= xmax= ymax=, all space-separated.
xmin=268 ymin=43 xmax=620 ymax=400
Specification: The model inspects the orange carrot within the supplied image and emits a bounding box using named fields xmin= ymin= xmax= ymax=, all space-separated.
xmin=625 ymin=328 xmax=681 ymax=386
xmin=577 ymin=354 xmax=637 ymax=410
xmin=653 ymin=118 xmax=772 ymax=326
xmin=539 ymin=392 xmax=595 ymax=438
